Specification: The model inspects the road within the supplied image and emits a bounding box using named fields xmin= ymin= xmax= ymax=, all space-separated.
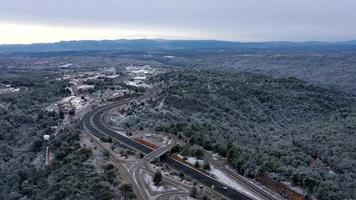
xmin=155 ymin=191 xmax=189 ymax=200
xmin=203 ymin=151 xmax=277 ymax=200
xmin=81 ymin=93 xmax=252 ymax=200
xmin=128 ymin=135 xmax=178 ymax=199
xmin=82 ymin=112 xmax=145 ymax=199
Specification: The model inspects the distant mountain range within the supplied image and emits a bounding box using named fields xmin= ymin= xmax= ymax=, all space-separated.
xmin=1 ymin=39 xmax=356 ymax=53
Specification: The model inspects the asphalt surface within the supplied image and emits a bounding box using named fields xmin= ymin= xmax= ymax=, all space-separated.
xmin=128 ymin=136 xmax=178 ymax=199
xmin=203 ymin=151 xmax=277 ymax=200
xmin=81 ymin=94 xmax=252 ymax=200
xmin=155 ymin=191 xmax=188 ymax=200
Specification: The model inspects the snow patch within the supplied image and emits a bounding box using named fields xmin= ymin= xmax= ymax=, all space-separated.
xmin=210 ymin=166 xmax=262 ymax=200
xmin=186 ymin=157 xmax=204 ymax=165
xmin=143 ymin=173 xmax=167 ymax=192
xmin=77 ymin=85 xmax=95 ymax=90
xmin=164 ymin=55 xmax=175 ymax=59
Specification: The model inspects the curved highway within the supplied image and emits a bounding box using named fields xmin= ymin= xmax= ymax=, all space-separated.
xmin=128 ymin=135 xmax=178 ymax=199
xmin=81 ymin=94 xmax=252 ymax=200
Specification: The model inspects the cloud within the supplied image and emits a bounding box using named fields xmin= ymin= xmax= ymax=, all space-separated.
xmin=0 ymin=0 xmax=355 ymax=43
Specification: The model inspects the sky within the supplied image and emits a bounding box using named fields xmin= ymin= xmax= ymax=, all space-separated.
xmin=0 ymin=0 xmax=355 ymax=44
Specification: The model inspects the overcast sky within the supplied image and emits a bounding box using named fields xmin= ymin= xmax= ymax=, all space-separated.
xmin=0 ymin=0 xmax=355 ymax=44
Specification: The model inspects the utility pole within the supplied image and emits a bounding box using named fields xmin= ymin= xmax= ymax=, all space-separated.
xmin=44 ymin=134 xmax=50 ymax=167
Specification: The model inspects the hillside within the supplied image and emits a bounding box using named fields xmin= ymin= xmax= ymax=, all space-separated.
xmin=0 ymin=69 xmax=121 ymax=200
xmin=115 ymin=70 xmax=356 ymax=199
xmin=1 ymin=39 xmax=356 ymax=53
xmin=141 ymin=50 xmax=356 ymax=95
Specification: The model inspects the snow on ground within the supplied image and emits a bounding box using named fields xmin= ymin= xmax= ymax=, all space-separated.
xmin=186 ymin=156 xmax=204 ymax=165
xmin=84 ymin=74 xmax=100 ymax=80
xmin=181 ymin=156 xmax=262 ymax=200
xmin=71 ymin=96 xmax=85 ymax=110
xmin=59 ymin=63 xmax=73 ymax=68
xmin=59 ymin=95 xmax=87 ymax=112
xmin=106 ymin=75 xmax=120 ymax=79
xmin=62 ymin=75 xmax=74 ymax=80
xmin=134 ymin=76 xmax=146 ymax=80
xmin=156 ymin=97 xmax=165 ymax=109
xmin=125 ymin=80 xmax=151 ymax=88
xmin=45 ymin=103 xmax=58 ymax=112
xmin=282 ymin=181 xmax=305 ymax=196
xmin=122 ymin=155 xmax=136 ymax=161
xmin=210 ymin=166 xmax=262 ymax=200
xmin=77 ymin=85 xmax=95 ymax=90
xmin=211 ymin=153 xmax=219 ymax=161
xmin=143 ymin=173 xmax=169 ymax=192
xmin=0 ymin=87 xmax=20 ymax=94
xmin=144 ymin=133 xmax=153 ymax=137
xmin=60 ymin=96 xmax=73 ymax=103
xmin=112 ymin=90 xmax=129 ymax=97
xmin=131 ymin=69 xmax=149 ymax=74
xmin=162 ymin=136 xmax=169 ymax=145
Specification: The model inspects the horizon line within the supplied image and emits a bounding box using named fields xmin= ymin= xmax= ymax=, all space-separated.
xmin=1 ymin=38 xmax=356 ymax=46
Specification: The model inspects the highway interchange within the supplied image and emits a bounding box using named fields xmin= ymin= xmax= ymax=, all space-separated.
xmin=81 ymin=92 xmax=277 ymax=200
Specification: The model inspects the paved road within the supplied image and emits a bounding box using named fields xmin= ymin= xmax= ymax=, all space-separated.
xmin=203 ymin=151 xmax=277 ymax=200
xmin=81 ymin=97 xmax=150 ymax=200
xmin=155 ymin=191 xmax=188 ymax=200
xmin=82 ymin=106 xmax=147 ymax=199
xmin=143 ymin=164 xmax=190 ymax=192
xmin=81 ymin=94 xmax=252 ymax=200
xmin=128 ymin=135 xmax=178 ymax=199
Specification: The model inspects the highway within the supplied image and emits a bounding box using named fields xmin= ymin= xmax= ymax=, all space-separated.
xmin=128 ymin=135 xmax=178 ymax=199
xmin=203 ymin=151 xmax=277 ymax=200
xmin=102 ymin=109 xmax=186 ymax=199
xmin=81 ymin=93 xmax=252 ymax=200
